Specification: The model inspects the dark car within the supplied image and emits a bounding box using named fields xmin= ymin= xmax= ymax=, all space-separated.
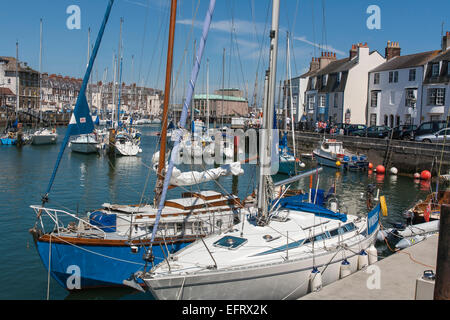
xmin=412 ymin=121 xmax=448 ymax=140
xmin=392 ymin=125 xmax=417 ymax=140
xmin=346 ymin=124 xmax=367 ymax=136
xmin=352 ymin=125 xmax=392 ymax=138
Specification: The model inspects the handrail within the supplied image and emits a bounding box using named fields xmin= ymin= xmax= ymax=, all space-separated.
xmin=30 ymin=205 xmax=107 ymax=238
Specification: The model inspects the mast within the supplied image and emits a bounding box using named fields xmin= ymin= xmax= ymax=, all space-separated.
xmin=148 ymin=0 xmax=216 ymax=259
xmin=38 ymin=19 xmax=43 ymax=125
xmin=154 ymin=0 xmax=177 ymax=207
xmin=287 ymin=32 xmax=297 ymax=171
xmin=257 ymin=0 xmax=280 ymax=224
xmin=15 ymin=41 xmax=19 ymax=118
xmin=111 ymin=53 xmax=117 ymax=126
xmin=116 ymin=18 xmax=123 ymax=127
xmin=206 ymin=58 xmax=210 ymax=129
xmin=221 ymin=48 xmax=225 ymax=128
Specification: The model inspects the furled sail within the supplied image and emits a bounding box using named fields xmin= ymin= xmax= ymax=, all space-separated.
xmin=152 ymin=151 xmax=243 ymax=187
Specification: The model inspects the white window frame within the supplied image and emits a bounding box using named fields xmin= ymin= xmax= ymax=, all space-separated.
xmin=409 ymin=69 xmax=416 ymax=81
xmin=431 ymin=64 xmax=440 ymax=77
xmin=389 ymin=91 xmax=395 ymax=105
xmin=370 ymin=91 xmax=379 ymax=108
xmin=373 ymin=73 xmax=380 ymax=84
xmin=405 ymin=89 xmax=417 ymax=108
xmin=318 ymin=95 xmax=326 ymax=108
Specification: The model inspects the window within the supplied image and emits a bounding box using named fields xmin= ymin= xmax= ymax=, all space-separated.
xmin=213 ymin=236 xmax=247 ymax=250
xmin=428 ymin=88 xmax=446 ymax=105
xmin=370 ymin=114 xmax=377 ymax=126
xmin=334 ymin=93 xmax=338 ymax=108
xmin=370 ymin=91 xmax=379 ymax=108
xmin=405 ymin=114 xmax=412 ymax=125
xmin=308 ymin=95 xmax=315 ymax=110
xmin=396 ymin=115 xmax=401 ymax=127
xmin=389 ymin=71 xmax=399 ymax=83
xmin=390 ymin=91 xmax=395 ymax=105
xmin=322 ymin=75 xmax=327 ymax=86
xmin=405 ymin=89 xmax=417 ymax=108
xmin=409 ymin=69 xmax=416 ymax=81
xmin=336 ymin=73 xmax=341 ymax=84
xmin=384 ymin=115 xmax=388 ymax=126
xmin=430 ymin=115 xmax=441 ymax=122
xmin=373 ymin=73 xmax=380 ymax=84
xmin=319 ymin=95 xmax=326 ymax=108
xmin=431 ymin=64 xmax=440 ymax=77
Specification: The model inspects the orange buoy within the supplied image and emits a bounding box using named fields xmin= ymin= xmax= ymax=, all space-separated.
xmin=368 ymin=163 xmax=373 ymax=170
xmin=368 ymin=169 xmax=373 ymax=175
xmin=420 ymin=170 xmax=431 ymax=180
xmin=376 ymin=174 xmax=385 ymax=184
xmin=376 ymin=165 xmax=385 ymax=174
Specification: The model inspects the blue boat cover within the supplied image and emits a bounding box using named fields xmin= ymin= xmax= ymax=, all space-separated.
xmin=277 ymin=189 xmax=347 ymax=222
xmin=90 ymin=211 xmax=117 ymax=233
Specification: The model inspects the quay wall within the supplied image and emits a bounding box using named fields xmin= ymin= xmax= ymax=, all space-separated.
xmin=289 ymin=132 xmax=450 ymax=175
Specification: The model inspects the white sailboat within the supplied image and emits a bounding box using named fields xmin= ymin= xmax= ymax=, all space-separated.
xmin=69 ymin=133 xmax=101 ymax=154
xmin=30 ymin=19 xmax=58 ymax=146
xmin=136 ymin=0 xmax=381 ymax=300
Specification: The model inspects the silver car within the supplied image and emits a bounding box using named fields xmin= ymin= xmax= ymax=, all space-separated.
xmin=415 ymin=127 xmax=450 ymax=143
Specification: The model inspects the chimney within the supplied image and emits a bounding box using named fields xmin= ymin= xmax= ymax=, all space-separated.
xmin=309 ymin=57 xmax=320 ymax=72
xmin=319 ymin=51 xmax=337 ymax=69
xmin=349 ymin=44 xmax=358 ymax=59
xmin=385 ymin=41 xmax=401 ymax=61
xmin=442 ymin=31 xmax=450 ymax=51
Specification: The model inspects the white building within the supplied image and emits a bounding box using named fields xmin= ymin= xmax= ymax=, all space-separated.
xmin=299 ymin=43 xmax=385 ymax=126
xmin=368 ymin=32 xmax=450 ymax=126
xmin=368 ymin=43 xmax=440 ymax=126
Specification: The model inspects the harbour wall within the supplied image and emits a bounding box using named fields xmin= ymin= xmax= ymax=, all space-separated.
xmin=288 ymin=132 xmax=450 ymax=175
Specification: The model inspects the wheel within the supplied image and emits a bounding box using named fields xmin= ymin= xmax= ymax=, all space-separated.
xmin=423 ymin=139 xmax=432 ymax=143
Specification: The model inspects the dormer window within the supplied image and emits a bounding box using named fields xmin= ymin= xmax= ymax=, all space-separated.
xmin=322 ymin=75 xmax=327 ymax=86
xmin=337 ymin=73 xmax=341 ymax=84
xmin=431 ymin=63 xmax=440 ymax=77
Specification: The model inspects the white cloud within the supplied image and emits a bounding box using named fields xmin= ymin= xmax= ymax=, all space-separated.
xmin=294 ymin=36 xmax=345 ymax=56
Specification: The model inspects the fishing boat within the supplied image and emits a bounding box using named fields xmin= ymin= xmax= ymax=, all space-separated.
xmin=402 ymin=191 xmax=450 ymax=224
xmin=132 ymin=0 xmax=381 ymax=300
xmin=0 ymin=131 xmax=17 ymax=145
xmin=29 ymin=0 xmax=243 ymax=291
xmin=313 ymin=138 xmax=368 ymax=170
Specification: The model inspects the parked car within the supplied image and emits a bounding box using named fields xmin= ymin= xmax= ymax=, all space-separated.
xmin=392 ymin=125 xmax=417 ymax=140
xmin=412 ymin=121 xmax=448 ymax=140
xmin=346 ymin=124 xmax=367 ymax=136
xmin=415 ymin=127 xmax=450 ymax=143
xmin=352 ymin=125 xmax=392 ymax=138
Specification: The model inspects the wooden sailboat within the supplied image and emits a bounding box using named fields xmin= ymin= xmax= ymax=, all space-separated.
xmin=29 ymin=0 xmax=242 ymax=291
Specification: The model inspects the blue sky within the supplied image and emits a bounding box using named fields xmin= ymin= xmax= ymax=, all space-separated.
xmin=1 ymin=0 xmax=449 ymax=106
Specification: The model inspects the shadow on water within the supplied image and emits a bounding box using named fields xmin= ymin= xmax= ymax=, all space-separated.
xmin=64 ymin=287 xmax=155 ymax=300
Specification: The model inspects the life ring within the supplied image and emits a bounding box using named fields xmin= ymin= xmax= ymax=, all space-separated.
xmin=380 ymin=195 xmax=388 ymax=217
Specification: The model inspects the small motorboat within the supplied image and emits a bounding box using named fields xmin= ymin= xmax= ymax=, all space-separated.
xmin=313 ymin=138 xmax=368 ymax=170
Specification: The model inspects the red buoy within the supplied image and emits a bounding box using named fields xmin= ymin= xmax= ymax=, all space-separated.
xmin=376 ymin=165 xmax=385 ymax=174
xmin=420 ymin=170 xmax=431 ymax=180
xmin=368 ymin=163 xmax=373 ymax=169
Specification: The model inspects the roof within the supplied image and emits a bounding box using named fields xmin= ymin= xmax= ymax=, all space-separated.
xmin=0 ymin=56 xmax=38 ymax=73
xmin=194 ymin=94 xmax=247 ymax=102
xmin=370 ymin=50 xmax=441 ymax=72
xmin=0 ymin=88 xmax=14 ymax=95
xmin=429 ymin=49 xmax=450 ymax=63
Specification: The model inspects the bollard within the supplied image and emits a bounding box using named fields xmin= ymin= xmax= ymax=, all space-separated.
xmin=434 ymin=204 xmax=450 ymax=300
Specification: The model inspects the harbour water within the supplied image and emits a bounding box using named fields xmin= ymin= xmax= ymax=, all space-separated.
xmin=0 ymin=125 xmax=434 ymax=300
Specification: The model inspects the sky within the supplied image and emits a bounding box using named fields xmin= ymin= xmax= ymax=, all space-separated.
xmin=1 ymin=0 xmax=449 ymax=106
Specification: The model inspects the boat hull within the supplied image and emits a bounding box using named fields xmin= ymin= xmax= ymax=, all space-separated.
xmin=1 ymin=138 xmax=17 ymax=145
xmin=145 ymin=228 xmax=378 ymax=300
xmin=31 ymin=134 xmax=57 ymax=145
xmin=70 ymin=142 xmax=99 ymax=154
xmin=33 ymin=236 xmax=190 ymax=290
